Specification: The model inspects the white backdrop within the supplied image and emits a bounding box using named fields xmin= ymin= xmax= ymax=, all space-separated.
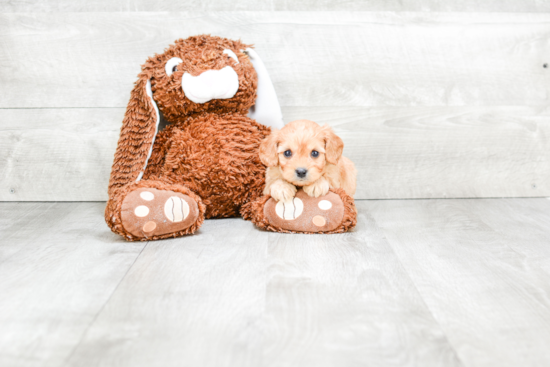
xmin=1 ymin=6 xmax=549 ymax=200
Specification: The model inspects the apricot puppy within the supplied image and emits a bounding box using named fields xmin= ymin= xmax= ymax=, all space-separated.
xmin=259 ymin=119 xmax=357 ymax=202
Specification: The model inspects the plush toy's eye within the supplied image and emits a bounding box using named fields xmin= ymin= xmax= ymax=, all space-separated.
xmin=165 ymin=57 xmax=183 ymax=76
xmin=311 ymin=150 xmax=319 ymax=158
xmin=223 ymin=49 xmax=239 ymax=64
xmin=284 ymin=150 xmax=292 ymax=158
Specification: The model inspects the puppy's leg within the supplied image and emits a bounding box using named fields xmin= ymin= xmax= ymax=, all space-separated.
xmin=338 ymin=156 xmax=357 ymax=197
xmin=303 ymin=176 xmax=330 ymax=198
xmin=264 ymin=166 xmax=297 ymax=202
xmin=269 ymin=179 xmax=297 ymax=202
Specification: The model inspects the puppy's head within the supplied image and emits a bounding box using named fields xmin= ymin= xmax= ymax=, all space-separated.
xmin=260 ymin=120 xmax=344 ymax=186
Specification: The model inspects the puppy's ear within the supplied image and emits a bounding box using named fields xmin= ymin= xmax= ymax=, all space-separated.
xmin=322 ymin=125 xmax=344 ymax=165
xmin=108 ymin=67 xmax=160 ymax=198
xmin=259 ymin=130 xmax=280 ymax=167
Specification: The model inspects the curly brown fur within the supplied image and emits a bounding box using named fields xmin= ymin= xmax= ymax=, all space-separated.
xmin=241 ymin=188 xmax=357 ymax=234
xmin=106 ymin=35 xmax=269 ymax=241
xmin=261 ymin=119 xmax=357 ymax=202
xmin=150 ymin=113 xmax=270 ymax=218
xmin=150 ymin=37 xmax=257 ymax=122
xmin=108 ymin=35 xmax=258 ymax=198
xmin=107 ymin=75 xmax=158 ymax=198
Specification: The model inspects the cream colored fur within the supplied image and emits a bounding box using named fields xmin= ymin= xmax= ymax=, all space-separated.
xmin=259 ymin=119 xmax=357 ymax=202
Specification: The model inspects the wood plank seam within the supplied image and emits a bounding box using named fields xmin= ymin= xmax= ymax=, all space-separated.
xmin=60 ymin=240 xmax=151 ymax=366
xmin=360 ymin=209 xmax=468 ymax=367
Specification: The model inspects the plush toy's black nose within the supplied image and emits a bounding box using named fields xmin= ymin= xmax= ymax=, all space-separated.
xmin=295 ymin=168 xmax=308 ymax=178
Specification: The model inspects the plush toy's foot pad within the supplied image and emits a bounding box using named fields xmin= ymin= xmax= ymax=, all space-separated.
xmin=121 ymin=187 xmax=200 ymax=239
xmin=264 ymin=190 xmax=345 ymax=233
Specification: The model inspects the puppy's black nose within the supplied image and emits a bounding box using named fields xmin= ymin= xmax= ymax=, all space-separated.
xmin=295 ymin=168 xmax=308 ymax=178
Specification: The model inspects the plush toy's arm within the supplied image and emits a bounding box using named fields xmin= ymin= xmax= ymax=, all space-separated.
xmin=108 ymin=76 xmax=160 ymax=199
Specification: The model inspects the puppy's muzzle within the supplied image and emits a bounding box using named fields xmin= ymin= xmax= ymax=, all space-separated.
xmin=295 ymin=168 xmax=308 ymax=179
xmin=182 ymin=66 xmax=239 ymax=104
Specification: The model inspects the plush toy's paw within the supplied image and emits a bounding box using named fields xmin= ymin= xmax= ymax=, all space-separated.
xmin=120 ymin=187 xmax=200 ymax=239
xmin=241 ymin=188 xmax=357 ymax=234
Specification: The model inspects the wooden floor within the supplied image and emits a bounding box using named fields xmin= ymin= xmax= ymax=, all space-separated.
xmin=1 ymin=198 xmax=550 ymax=367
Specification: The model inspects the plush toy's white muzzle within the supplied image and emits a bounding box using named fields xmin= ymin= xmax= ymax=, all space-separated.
xmin=136 ymin=49 xmax=284 ymax=182
xmin=182 ymin=66 xmax=239 ymax=104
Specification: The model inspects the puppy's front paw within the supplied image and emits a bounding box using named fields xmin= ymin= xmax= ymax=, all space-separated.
xmin=303 ymin=177 xmax=330 ymax=198
xmin=270 ymin=180 xmax=297 ymax=202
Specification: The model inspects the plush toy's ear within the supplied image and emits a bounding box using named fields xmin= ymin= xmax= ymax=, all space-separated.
xmin=322 ymin=125 xmax=344 ymax=165
xmin=245 ymin=48 xmax=285 ymax=130
xmin=259 ymin=130 xmax=280 ymax=167
xmin=108 ymin=73 xmax=160 ymax=198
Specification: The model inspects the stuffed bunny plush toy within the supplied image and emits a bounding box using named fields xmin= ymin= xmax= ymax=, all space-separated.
xmin=105 ymin=35 xmax=356 ymax=241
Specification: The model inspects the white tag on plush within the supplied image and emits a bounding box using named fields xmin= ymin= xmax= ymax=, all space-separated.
xmin=245 ymin=48 xmax=285 ymax=129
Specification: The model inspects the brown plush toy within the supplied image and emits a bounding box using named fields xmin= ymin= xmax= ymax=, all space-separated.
xmin=105 ymin=35 xmax=356 ymax=241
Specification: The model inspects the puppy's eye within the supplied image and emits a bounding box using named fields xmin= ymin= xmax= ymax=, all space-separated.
xmin=165 ymin=57 xmax=183 ymax=76
xmin=283 ymin=150 xmax=292 ymax=158
xmin=311 ymin=150 xmax=319 ymax=158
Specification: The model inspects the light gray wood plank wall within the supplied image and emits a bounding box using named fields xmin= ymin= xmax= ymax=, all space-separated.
xmin=1 ymin=11 xmax=549 ymax=200
xmin=1 ymin=0 xmax=549 ymax=12
xmin=1 ymin=13 xmax=549 ymax=108
xmin=0 ymin=108 xmax=122 ymax=201
xmin=2 ymin=106 xmax=549 ymax=201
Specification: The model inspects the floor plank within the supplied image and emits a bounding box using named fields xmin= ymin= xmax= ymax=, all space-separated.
xmin=63 ymin=207 xmax=462 ymax=367
xmin=0 ymin=202 xmax=145 ymax=367
xmin=263 ymin=210 xmax=462 ymax=367
xmin=65 ymin=217 xmax=270 ymax=367
xmin=364 ymin=198 xmax=550 ymax=367
xmin=2 ymin=199 xmax=550 ymax=366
